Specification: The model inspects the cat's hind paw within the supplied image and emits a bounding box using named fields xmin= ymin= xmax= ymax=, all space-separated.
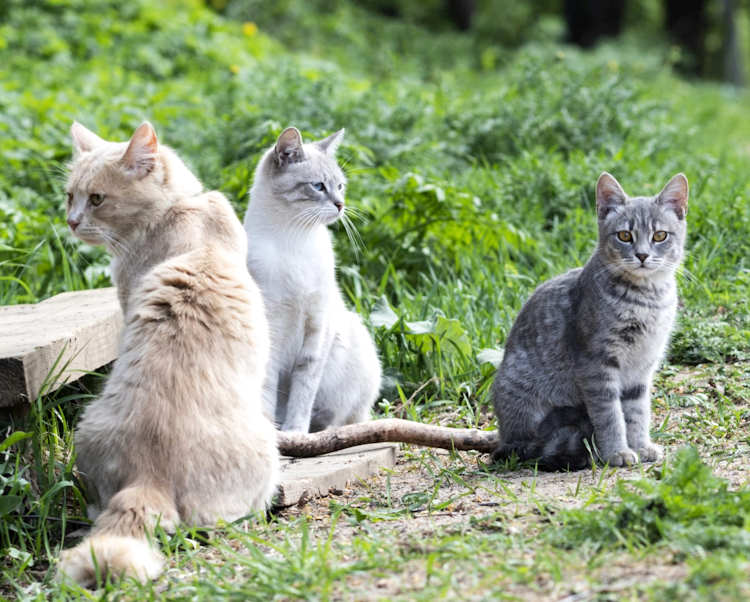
xmin=637 ymin=443 xmax=664 ymax=463
xmin=605 ymin=449 xmax=638 ymax=467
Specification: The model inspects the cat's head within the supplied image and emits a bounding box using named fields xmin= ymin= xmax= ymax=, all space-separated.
xmin=65 ymin=121 xmax=202 ymax=250
xmin=252 ymin=127 xmax=347 ymax=226
xmin=595 ymin=172 xmax=688 ymax=281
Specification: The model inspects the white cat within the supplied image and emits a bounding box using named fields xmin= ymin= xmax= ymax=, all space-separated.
xmin=243 ymin=127 xmax=381 ymax=433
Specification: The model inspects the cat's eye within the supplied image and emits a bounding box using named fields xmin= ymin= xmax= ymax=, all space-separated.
xmin=311 ymin=182 xmax=325 ymax=192
xmin=616 ymin=231 xmax=633 ymax=243
xmin=66 ymin=192 xmax=73 ymax=205
xmin=337 ymin=183 xmax=344 ymax=190
xmin=89 ymin=193 xmax=105 ymax=207
xmin=652 ymin=231 xmax=668 ymax=242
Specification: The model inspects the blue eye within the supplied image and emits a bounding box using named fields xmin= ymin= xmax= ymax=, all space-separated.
xmin=311 ymin=182 xmax=325 ymax=192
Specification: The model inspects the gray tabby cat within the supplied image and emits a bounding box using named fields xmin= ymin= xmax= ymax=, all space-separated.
xmin=492 ymin=172 xmax=688 ymax=470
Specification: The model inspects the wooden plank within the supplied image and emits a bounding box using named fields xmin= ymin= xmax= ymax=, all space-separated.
xmin=0 ymin=288 xmax=123 ymax=407
xmin=277 ymin=443 xmax=398 ymax=507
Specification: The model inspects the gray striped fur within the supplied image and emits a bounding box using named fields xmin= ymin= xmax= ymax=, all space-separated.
xmin=492 ymin=172 xmax=688 ymax=470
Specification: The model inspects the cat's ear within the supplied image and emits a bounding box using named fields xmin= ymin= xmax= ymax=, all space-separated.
xmin=70 ymin=121 xmax=106 ymax=155
xmin=596 ymin=172 xmax=627 ymax=219
xmin=316 ymin=128 xmax=345 ymax=155
xmin=120 ymin=122 xmax=159 ymax=179
xmin=274 ymin=127 xmax=305 ymax=168
xmin=657 ymin=173 xmax=688 ymax=219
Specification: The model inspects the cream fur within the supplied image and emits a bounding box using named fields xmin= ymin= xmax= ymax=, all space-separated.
xmin=243 ymin=127 xmax=381 ymax=433
xmin=58 ymin=122 xmax=279 ymax=586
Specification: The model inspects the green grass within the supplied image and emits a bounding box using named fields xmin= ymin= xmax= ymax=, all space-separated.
xmin=1 ymin=0 xmax=750 ymax=599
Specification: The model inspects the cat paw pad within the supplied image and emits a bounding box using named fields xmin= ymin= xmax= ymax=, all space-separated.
xmin=637 ymin=443 xmax=664 ymax=463
xmin=606 ymin=449 xmax=638 ymax=467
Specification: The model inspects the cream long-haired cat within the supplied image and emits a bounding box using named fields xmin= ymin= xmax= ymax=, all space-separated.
xmin=57 ymin=122 xmax=279 ymax=586
xmin=243 ymin=127 xmax=381 ymax=433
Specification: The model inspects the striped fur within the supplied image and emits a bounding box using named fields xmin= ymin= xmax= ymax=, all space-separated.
xmin=492 ymin=173 xmax=688 ymax=471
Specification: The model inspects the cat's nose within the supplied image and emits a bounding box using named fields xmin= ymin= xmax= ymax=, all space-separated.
xmin=67 ymin=217 xmax=80 ymax=231
xmin=636 ymin=252 xmax=649 ymax=263
xmin=333 ymin=200 xmax=344 ymax=212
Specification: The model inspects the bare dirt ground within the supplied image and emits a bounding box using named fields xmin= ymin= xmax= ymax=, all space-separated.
xmin=277 ymin=447 xmax=694 ymax=600
xmin=273 ymin=364 xmax=750 ymax=600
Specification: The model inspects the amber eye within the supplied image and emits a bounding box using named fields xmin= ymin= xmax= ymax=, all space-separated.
xmin=653 ymin=231 xmax=668 ymax=242
xmin=616 ymin=231 xmax=633 ymax=243
xmin=89 ymin=193 xmax=105 ymax=207
xmin=66 ymin=192 xmax=73 ymax=206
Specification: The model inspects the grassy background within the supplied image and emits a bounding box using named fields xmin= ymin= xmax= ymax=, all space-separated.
xmin=1 ymin=0 xmax=749 ymax=598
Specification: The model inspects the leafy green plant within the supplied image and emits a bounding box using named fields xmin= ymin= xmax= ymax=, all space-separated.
xmin=554 ymin=447 xmax=750 ymax=554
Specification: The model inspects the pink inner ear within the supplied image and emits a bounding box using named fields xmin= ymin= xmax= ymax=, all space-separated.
xmin=596 ymin=174 xmax=627 ymax=219
xmin=122 ymin=123 xmax=159 ymax=176
xmin=132 ymin=124 xmax=158 ymax=154
xmin=659 ymin=174 xmax=688 ymax=217
xmin=277 ymin=128 xmax=303 ymax=152
xmin=661 ymin=196 xmax=688 ymax=218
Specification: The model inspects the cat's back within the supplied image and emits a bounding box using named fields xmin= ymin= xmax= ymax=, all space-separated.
xmin=501 ymin=267 xmax=582 ymax=358
xmin=119 ymin=190 xmax=269 ymax=407
xmin=492 ymin=267 xmax=582 ymax=429
xmin=168 ymin=190 xmax=248 ymax=260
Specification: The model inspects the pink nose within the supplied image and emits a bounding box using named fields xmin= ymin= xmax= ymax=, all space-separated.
xmin=67 ymin=218 xmax=80 ymax=231
xmin=334 ymin=201 xmax=344 ymax=212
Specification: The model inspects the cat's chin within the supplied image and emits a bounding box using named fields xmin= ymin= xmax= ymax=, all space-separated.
xmin=623 ymin=264 xmax=671 ymax=283
xmin=323 ymin=213 xmax=342 ymax=226
xmin=72 ymin=230 xmax=105 ymax=246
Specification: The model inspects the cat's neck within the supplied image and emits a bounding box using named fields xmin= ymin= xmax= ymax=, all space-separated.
xmin=109 ymin=218 xmax=180 ymax=314
xmin=244 ymin=191 xmax=338 ymax=299
xmin=110 ymin=192 xmax=241 ymax=314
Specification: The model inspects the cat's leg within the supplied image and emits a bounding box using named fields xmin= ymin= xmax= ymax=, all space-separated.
xmin=310 ymin=311 xmax=380 ymax=431
xmin=262 ymin=366 xmax=281 ymax=425
xmin=281 ymin=322 xmax=333 ymax=432
xmin=578 ymin=371 xmax=637 ymax=466
xmin=621 ymin=381 xmax=663 ymax=463
xmin=340 ymin=313 xmax=380 ymax=424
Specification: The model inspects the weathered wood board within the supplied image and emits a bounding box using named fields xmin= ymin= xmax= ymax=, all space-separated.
xmin=0 ymin=288 xmax=123 ymax=407
xmin=277 ymin=443 xmax=398 ymax=507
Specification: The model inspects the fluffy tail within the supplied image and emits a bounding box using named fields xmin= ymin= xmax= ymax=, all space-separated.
xmin=492 ymin=406 xmax=595 ymax=471
xmin=57 ymin=484 xmax=178 ymax=587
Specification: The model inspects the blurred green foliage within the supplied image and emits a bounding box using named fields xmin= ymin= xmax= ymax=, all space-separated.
xmin=1 ymin=0 xmax=748 ymax=377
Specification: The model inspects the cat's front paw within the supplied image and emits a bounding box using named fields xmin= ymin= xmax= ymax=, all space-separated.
xmin=637 ymin=443 xmax=664 ymax=463
xmin=605 ymin=448 xmax=638 ymax=467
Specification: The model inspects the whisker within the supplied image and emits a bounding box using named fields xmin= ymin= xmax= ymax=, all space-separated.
xmin=340 ymin=213 xmax=365 ymax=255
xmin=343 ymin=206 xmax=369 ymax=224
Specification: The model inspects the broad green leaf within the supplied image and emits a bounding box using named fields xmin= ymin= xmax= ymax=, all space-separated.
xmin=0 ymin=495 xmax=24 ymax=517
xmin=477 ymin=347 xmax=505 ymax=368
xmin=370 ymin=295 xmax=399 ymax=329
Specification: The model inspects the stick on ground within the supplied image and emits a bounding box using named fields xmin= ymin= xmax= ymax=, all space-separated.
xmin=277 ymin=418 xmax=499 ymax=457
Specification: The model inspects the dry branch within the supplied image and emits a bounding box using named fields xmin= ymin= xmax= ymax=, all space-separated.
xmin=277 ymin=418 xmax=499 ymax=457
